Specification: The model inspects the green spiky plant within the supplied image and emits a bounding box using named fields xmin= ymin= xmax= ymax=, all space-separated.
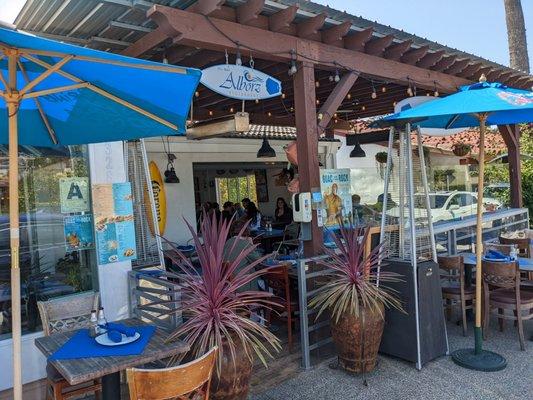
xmin=164 ymin=213 xmax=281 ymax=371
xmin=310 ymin=224 xmax=402 ymax=323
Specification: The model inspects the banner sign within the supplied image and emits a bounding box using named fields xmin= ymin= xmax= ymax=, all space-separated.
xmin=92 ymin=183 xmax=137 ymax=265
xmin=320 ymin=169 xmax=352 ymax=228
xmin=200 ymin=64 xmax=282 ymax=100
xmin=64 ymin=214 xmax=94 ymax=251
xmin=145 ymin=161 xmax=167 ymax=236
xmin=59 ymin=177 xmax=90 ymax=213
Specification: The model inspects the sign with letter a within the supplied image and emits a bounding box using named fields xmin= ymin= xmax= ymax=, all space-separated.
xmin=59 ymin=177 xmax=90 ymax=213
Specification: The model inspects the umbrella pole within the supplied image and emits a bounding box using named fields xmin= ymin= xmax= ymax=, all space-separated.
xmin=451 ymin=114 xmax=506 ymax=372
xmin=6 ymin=51 xmax=22 ymax=400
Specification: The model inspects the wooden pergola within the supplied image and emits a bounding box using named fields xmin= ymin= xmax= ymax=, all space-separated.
xmin=17 ymin=0 xmax=532 ymax=255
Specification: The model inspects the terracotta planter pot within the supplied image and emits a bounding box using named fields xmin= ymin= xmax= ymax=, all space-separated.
xmin=211 ymin=341 xmax=253 ymax=400
xmin=330 ymin=302 xmax=385 ymax=373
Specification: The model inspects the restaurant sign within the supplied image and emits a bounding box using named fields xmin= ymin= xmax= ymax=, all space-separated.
xmin=200 ymin=64 xmax=282 ymax=100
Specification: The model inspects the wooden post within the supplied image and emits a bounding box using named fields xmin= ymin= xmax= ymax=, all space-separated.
xmin=6 ymin=50 xmax=22 ymax=400
xmin=498 ymin=124 xmax=523 ymax=208
xmin=293 ymin=61 xmax=322 ymax=256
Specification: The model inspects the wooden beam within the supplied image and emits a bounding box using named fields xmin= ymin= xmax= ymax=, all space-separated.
xmin=318 ymin=72 xmax=359 ymax=130
xmin=432 ymin=55 xmax=457 ymax=71
xmin=147 ymin=5 xmax=470 ymax=92
xmin=496 ymin=71 xmax=513 ymax=83
xmin=187 ymin=112 xmax=250 ymax=139
xmin=383 ymin=40 xmax=412 ymax=61
xmin=344 ymin=27 xmax=373 ymax=51
xmin=457 ymin=62 xmax=483 ymax=78
xmin=498 ymin=125 xmax=522 ymax=208
xmin=269 ymin=5 xmax=298 ymax=33
xmin=188 ymin=0 xmax=226 ymax=16
xmin=364 ymin=35 xmax=394 ymax=56
xmin=293 ymin=62 xmax=322 ymax=256
xmin=120 ymin=28 xmax=168 ymax=57
xmin=401 ymin=45 xmax=429 ymax=64
xmin=486 ymin=69 xmax=505 ymax=82
xmin=417 ymin=50 xmax=445 ymax=68
xmin=296 ymin=13 xmax=326 ymax=39
xmin=322 ymin=21 xmax=352 ymax=46
xmin=237 ymin=0 xmax=264 ymax=25
xmin=444 ymin=58 xmax=470 ymax=75
xmin=472 ymin=66 xmax=493 ymax=81
xmin=164 ymin=45 xmax=199 ymax=64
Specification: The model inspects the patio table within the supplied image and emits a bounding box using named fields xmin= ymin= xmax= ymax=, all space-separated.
xmin=34 ymin=318 xmax=189 ymax=400
xmin=252 ymin=228 xmax=285 ymax=253
xmin=460 ymin=252 xmax=533 ymax=272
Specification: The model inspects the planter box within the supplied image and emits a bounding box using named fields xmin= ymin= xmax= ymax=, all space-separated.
xmin=379 ymin=259 xmax=448 ymax=368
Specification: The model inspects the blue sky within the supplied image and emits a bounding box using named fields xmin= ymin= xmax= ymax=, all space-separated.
xmin=313 ymin=0 xmax=532 ymax=68
xmin=1 ymin=0 xmax=531 ymax=68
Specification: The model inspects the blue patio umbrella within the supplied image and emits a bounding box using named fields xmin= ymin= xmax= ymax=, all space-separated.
xmin=375 ymin=76 xmax=533 ymax=372
xmin=0 ymin=25 xmax=201 ymax=398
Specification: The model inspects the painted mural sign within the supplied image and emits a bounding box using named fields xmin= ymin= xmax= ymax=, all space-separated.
xmin=320 ymin=169 xmax=352 ymax=228
xmin=59 ymin=177 xmax=90 ymax=213
xmin=92 ymin=183 xmax=137 ymax=265
xmin=200 ymin=64 xmax=282 ymax=100
xmin=64 ymin=214 xmax=94 ymax=252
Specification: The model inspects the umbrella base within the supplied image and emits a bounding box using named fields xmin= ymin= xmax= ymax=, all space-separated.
xmin=451 ymin=348 xmax=507 ymax=372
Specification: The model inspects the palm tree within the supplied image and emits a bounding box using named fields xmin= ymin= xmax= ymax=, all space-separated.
xmin=503 ymin=0 xmax=530 ymax=73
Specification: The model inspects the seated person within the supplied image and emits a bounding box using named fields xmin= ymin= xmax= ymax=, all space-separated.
xmin=222 ymin=201 xmax=234 ymax=222
xmin=241 ymin=201 xmax=262 ymax=230
xmin=274 ymin=197 xmax=293 ymax=226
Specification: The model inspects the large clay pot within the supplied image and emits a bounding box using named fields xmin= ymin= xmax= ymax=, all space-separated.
xmin=211 ymin=341 xmax=253 ymax=400
xmin=330 ymin=302 xmax=385 ymax=373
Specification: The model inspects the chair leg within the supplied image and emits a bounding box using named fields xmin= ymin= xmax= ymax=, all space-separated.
xmin=52 ymin=382 xmax=64 ymax=400
xmin=517 ymin=310 xmax=526 ymax=351
xmin=498 ymin=308 xmax=504 ymax=332
xmin=461 ymin=297 xmax=468 ymax=337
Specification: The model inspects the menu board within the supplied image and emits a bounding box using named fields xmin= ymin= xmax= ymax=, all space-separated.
xmin=92 ymin=183 xmax=137 ymax=265
xmin=320 ymin=169 xmax=352 ymax=228
xmin=64 ymin=214 xmax=95 ymax=251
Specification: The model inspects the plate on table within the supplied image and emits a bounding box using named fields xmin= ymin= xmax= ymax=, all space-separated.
xmin=95 ymin=331 xmax=141 ymax=347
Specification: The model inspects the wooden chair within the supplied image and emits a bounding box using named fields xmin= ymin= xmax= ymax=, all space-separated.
xmin=126 ymin=347 xmax=218 ymax=400
xmin=438 ymin=255 xmax=475 ymax=336
xmin=499 ymin=235 xmax=530 ymax=258
xmin=482 ymin=259 xmax=533 ymax=350
xmin=263 ymin=263 xmax=298 ymax=351
xmin=37 ymin=292 xmax=102 ymax=400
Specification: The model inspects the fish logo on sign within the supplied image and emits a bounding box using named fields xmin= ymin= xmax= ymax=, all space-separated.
xmin=200 ymin=64 xmax=282 ymax=100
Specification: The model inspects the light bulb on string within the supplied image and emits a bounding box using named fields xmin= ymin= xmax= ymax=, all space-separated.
xmin=255 ymin=99 xmax=259 ymax=104
xmin=282 ymin=93 xmax=286 ymax=99
xmin=267 ymin=112 xmax=272 ymax=117
xmin=230 ymin=107 xmax=234 ymax=113
xmin=434 ymin=81 xmax=439 ymax=97
xmin=361 ymin=105 xmax=366 ymax=111
xmin=334 ymin=69 xmax=340 ymax=82
xmin=235 ymin=46 xmax=242 ymax=66
xmin=381 ymin=86 xmax=387 ymax=93
xmin=195 ymin=91 xmax=199 ymax=98
xmin=371 ymin=81 xmax=377 ymax=99
xmin=316 ymin=99 xmax=320 ymax=105
xmin=329 ymin=75 xmax=334 ymax=82
xmin=407 ymin=86 xmax=413 ymax=97
xmin=288 ymin=60 xmax=297 ymax=76
xmin=347 ymin=93 xmax=352 ymax=100
xmin=315 ymin=80 xmax=320 ymax=88
xmin=208 ymin=110 xmax=213 ymax=116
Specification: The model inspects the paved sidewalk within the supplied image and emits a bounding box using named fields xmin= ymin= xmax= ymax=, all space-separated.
xmin=251 ymin=320 xmax=533 ymax=400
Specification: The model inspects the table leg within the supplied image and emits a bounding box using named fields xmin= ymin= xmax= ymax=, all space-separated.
xmin=102 ymin=371 xmax=121 ymax=400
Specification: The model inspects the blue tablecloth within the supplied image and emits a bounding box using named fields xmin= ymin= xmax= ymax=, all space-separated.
xmin=49 ymin=325 xmax=156 ymax=360
xmin=252 ymin=228 xmax=284 ymax=238
xmin=461 ymin=253 xmax=533 ymax=272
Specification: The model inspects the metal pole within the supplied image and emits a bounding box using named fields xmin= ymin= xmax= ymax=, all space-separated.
xmin=377 ymin=127 xmax=395 ymax=285
xmin=7 ymin=49 xmax=22 ymax=400
xmin=416 ymin=128 xmax=437 ymax=262
xmin=405 ymin=124 xmax=422 ymax=370
xmin=398 ymin=127 xmax=405 ymax=259
xmin=297 ymin=258 xmax=311 ymax=370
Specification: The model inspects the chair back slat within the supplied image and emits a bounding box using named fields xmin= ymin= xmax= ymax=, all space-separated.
xmin=127 ymin=347 xmax=218 ymax=400
xmin=499 ymin=236 xmax=530 ymax=257
xmin=482 ymin=260 xmax=518 ymax=289
xmin=37 ymin=291 xmax=99 ymax=336
xmin=437 ymin=255 xmax=464 ymax=284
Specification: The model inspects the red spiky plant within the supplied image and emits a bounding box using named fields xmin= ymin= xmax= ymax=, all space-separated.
xmin=165 ymin=213 xmax=281 ymax=370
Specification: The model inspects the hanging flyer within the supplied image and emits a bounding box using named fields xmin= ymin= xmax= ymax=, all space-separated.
xmin=64 ymin=214 xmax=95 ymax=251
xmin=59 ymin=177 xmax=90 ymax=213
xmin=320 ymin=169 xmax=352 ymax=228
xmin=92 ymin=183 xmax=137 ymax=265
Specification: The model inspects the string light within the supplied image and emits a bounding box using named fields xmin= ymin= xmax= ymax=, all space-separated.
xmin=316 ymin=99 xmax=320 ymax=105
xmin=371 ymin=80 xmax=377 ymax=99
xmin=433 ymin=81 xmax=439 ymax=97
xmin=361 ymin=105 xmax=366 ymax=111
xmin=406 ymin=78 xmax=413 ymax=96
xmin=334 ymin=69 xmax=340 ymax=82
xmin=288 ymin=50 xmax=297 ymax=76
xmin=235 ymin=45 xmax=242 ymax=66
xmin=208 ymin=110 xmax=213 ymax=116
xmin=393 ymin=101 xmax=397 ymax=107
xmin=195 ymin=91 xmax=199 ymax=98
xmin=282 ymin=93 xmax=286 ymax=99
xmin=315 ymin=81 xmax=320 ymax=88
xmin=230 ymin=107 xmax=234 ymax=113
xmin=334 ymin=118 xmax=338 ymax=124
xmin=347 ymin=93 xmax=352 ymax=100
xmin=267 ymin=111 xmax=272 ymax=117
xmin=329 ymin=74 xmax=334 ymax=82
xmin=162 ymin=55 xmax=168 ymax=64
xmin=381 ymin=86 xmax=387 ymax=93
xmin=255 ymin=99 xmax=259 ymax=104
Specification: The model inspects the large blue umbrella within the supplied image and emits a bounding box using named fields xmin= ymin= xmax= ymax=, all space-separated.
xmin=0 ymin=25 xmax=201 ymax=398
xmin=375 ymin=77 xmax=533 ymax=372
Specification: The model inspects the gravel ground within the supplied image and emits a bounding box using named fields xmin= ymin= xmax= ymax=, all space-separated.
xmin=251 ymin=319 xmax=533 ymax=400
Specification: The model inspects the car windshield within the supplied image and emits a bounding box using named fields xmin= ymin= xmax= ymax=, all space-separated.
xmin=414 ymin=194 xmax=449 ymax=209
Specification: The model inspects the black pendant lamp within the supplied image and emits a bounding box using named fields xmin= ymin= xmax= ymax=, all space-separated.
xmin=349 ymin=139 xmax=366 ymax=158
xmin=257 ymin=136 xmax=276 ymax=158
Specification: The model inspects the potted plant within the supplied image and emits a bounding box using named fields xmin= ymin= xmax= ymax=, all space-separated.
xmin=309 ymin=225 xmax=402 ymax=373
xmin=375 ymin=151 xmax=391 ymax=179
xmin=452 ymin=142 xmax=471 ymax=156
xmin=165 ymin=213 xmax=280 ymax=400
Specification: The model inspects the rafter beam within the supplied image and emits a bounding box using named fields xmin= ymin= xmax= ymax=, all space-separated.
xmin=486 ymin=69 xmax=504 ymax=81
xmin=146 ymin=5 xmax=470 ymax=92
xmin=432 ymin=55 xmax=457 ymax=72
xmin=269 ymin=4 xmax=298 ymax=32
xmin=296 ymin=13 xmax=326 ymax=39
xmin=457 ymin=62 xmax=483 ymax=78
xmin=343 ymin=27 xmax=373 ymax=52
xmin=109 ymin=20 xmax=153 ymax=33
xmin=188 ymin=0 xmax=225 ymax=16
xmin=383 ymin=40 xmax=412 ymax=61
xmin=322 ymin=21 xmax=352 ymax=46
xmin=237 ymin=0 xmax=264 ymax=25
xmin=444 ymin=58 xmax=470 ymax=75
xmin=417 ymin=50 xmax=445 ymax=68
xmin=400 ymin=45 xmax=429 ymax=64
xmin=120 ymin=28 xmax=168 ymax=57
xmin=318 ymin=72 xmax=359 ymax=130
xmin=364 ymin=35 xmax=394 ymax=56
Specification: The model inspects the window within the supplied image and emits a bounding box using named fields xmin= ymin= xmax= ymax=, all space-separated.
xmin=216 ymin=175 xmax=257 ymax=205
xmin=0 ymin=145 xmax=97 ymax=339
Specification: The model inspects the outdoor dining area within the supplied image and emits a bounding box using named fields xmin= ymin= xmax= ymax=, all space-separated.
xmin=1 ymin=1 xmax=533 ymax=399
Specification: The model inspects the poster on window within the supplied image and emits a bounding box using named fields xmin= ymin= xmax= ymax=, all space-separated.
xmin=64 ymin=214 xmax=95 ymax=251
xmin=320 ymin=169 xmax=352 ymax=228
xmin=59 ymin=177 xmax=90 ymax=213
xmin=92 ymin=183 xmax=137 ymax=265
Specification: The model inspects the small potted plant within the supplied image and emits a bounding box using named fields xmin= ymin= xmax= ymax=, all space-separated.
xmin=165 ymin=214 xmax=280 ymax=399
xmin=375 ymin=151 xmax=391 ymax=179
xmin=452 ymin=143 xmax=471 ymax=156
xmin=309 ymin=225 xmax=402 ymax=373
